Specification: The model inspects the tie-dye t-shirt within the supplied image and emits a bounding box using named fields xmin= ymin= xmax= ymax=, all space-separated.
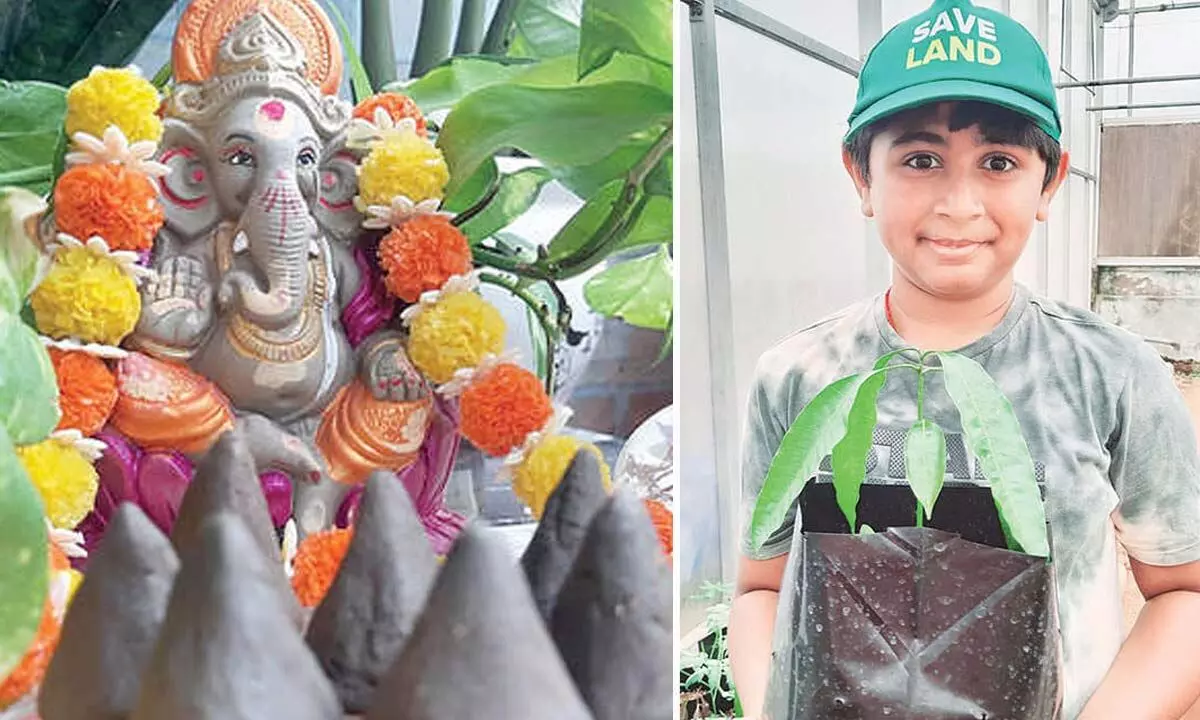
xmin=740 ymin=283 xmax=1200 ymax=719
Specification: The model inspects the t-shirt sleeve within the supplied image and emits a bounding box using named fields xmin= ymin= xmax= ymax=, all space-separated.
xmin=739 ymin=356 xmax=798 ymax=561
xmin=1109 ymin=342 xmax=1200 ymax=566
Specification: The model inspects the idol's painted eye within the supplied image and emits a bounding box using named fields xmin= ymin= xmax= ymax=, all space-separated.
xmin=298 ymin=148 xmax=318 ymax=167
xmin=224 ymin=147 xmax=256 ymax=167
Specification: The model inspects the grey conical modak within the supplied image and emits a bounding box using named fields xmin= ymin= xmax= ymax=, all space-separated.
xmin=169 ymin=430 xmax=302 ymax=628
xmin=520 ymin=450 xmax=610 ymax=621
xmin=38 ymin=504 xmax=179 ymax=720
xmin=365 ymin=525 xmax=593 ymax=720
xmin=130 ymin=512 xmax=340 ymax=720
xmin=305 ymin=471 xmax=438 ymax=713
xmin=551 ymin=488 xmax=674 ymax=720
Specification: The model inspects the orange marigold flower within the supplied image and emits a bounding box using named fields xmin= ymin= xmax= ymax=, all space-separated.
xmin=353 ymin=92 xmax=428 ymax=137
xmin=54 ymin=163 xmax=164 ymax=252
xmin=49 ymin=348 xmax=118 ymax=436
xmin=460 ymin=363 xmax=553 ymax=458
xmin=644 ymin=499 xmax=673 ymax=557
xmin=378 ymin=215 xmax=472 ymax=303
xmin=290 ymin=527 xmax=353 ymax=608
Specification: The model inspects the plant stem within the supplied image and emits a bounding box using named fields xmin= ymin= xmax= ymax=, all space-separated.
xmin=455 ymin=0 xmax=487 ymax=55
xmin=481 ymin=0 xmax=522 ymax=55
xmin=362 ymin=0 xmax=397 ymax=89
xmin=478 ymin=271 xmax=560 ymax=394
xmin=916 ymin=500 xmax=925 ymax=528
xmin=152 ymin=60 xmax=171 ymax=89
xmin=411 ymin=0 xmax=453 ymax=79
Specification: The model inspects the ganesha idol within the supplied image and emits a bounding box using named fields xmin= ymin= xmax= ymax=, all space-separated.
xmin=68 ymin=0 xmax=464 ymax=553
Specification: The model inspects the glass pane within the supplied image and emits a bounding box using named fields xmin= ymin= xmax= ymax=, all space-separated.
xmin=738 ymin=0 xmax=861 ymax=58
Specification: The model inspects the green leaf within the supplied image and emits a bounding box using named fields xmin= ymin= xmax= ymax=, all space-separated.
xmin=550 ymin=130 xmax=657 ymax=198
xmin=578 ymin=0 xmax=671 ymax=79
xmin=748 ymin=373 xmax=871 ymax=551
xmin=645 ymin=152 xmax=672 ymax=197
xmin=444 ymin=158 xmax=499 ymax=216
xmin=653 ymin=313 xmax=672 ymax=366
xmin=508 ymin=0 xmax=582 ymax=60
xmin=583 ymin=246 xmax=671 ymax=330
xmin=0 ymin=187 xmax=49 ymax=315
xmin=1 ymin=0 xmax=175 ymax=84
xmin=437 ymin=80 xmax=671 ymax=197
xmin=152 ymin=59 xmax=172 ymax=90
xmin=322 ymin=0 xmax=374 ymax=103
xmin=459 ymin=167 xmax=553 ymax=242
xmin=0 ymin=81 xmax=67 ymax=196
xmin=545 ymin=178 xmax=624 ymax=263
xmin=490 ymin=231 xmax=540 ymax=263
xmin=830 ymin=358 xmax=892 ymax=532
xmin=905 ymin=419 xmax=947 ymax=522
xmin=938 ymin=352 xmax=1049 ymax=557
xmin=398 ymin=56 xmax=541 ymax=114
xmin=0 ymin=424 xmax=49 ymax=679
xmin=0 ymin=312 xmax=60 ymax=445
xmin=860 ymin=524 xmax=875 ymax=534
xmin=620 ymin=193 xmax=671 ymax=250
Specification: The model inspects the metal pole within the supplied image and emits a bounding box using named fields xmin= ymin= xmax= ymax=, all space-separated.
xmin=1120 ymin=1 xmax=1200 ymax=14
xmin=689 ymin=0 xmax=740 ymax=586
xmin=713 ymin=0 xmax=861 ymax=77
xmin=1057 ymin=72 xmax=1200 ymax=89
xmin=1127 ymin=10 xmax=1135 ymax=116
xmin=1087 ymin=99 xmax=1200 ymax=111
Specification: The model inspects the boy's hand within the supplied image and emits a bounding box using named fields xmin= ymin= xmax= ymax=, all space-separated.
xmin=728 ymin=553 xmax=789 ymax=719
xmin=1079 ymin=557 xmax=1200 ymax=719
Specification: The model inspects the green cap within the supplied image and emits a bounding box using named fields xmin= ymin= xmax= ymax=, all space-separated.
xmin=846 ymin=0 xmax=1061 ymax=142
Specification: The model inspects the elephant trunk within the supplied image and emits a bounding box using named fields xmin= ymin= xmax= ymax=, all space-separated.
xmin=225 ymin=175 xmax=316 ymax=331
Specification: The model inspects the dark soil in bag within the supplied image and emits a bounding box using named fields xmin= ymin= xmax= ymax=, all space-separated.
xmin=762 ymin=483 xmax=1061 ymax=720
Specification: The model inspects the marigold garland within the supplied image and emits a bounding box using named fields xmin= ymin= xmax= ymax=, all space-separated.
xmin=644 ymin=498 xmax=673 ymax=557
xmin=407 ymin=292 xmax=506 ymax=384
xmin=290 ymin=527 xmax=353 ymax=608
xmin=353 ymin=93 xmax=428 ymax=137
xmin=54 ymin=163 xmax=164 ymax=253
xmin=48 ymin=348 xmax=118 ymax=436
xmin=357 ymin=133 xmax=449 ymax=208
xmin=30 ymin=246 xmax=140 ymax=345
xmin=512 ymin=435 xmax=610 ymax=519
xmin=16 ymin=438 xmax=99 ymax=530
xmin=65 ymin=67 xmax=162 ymax=144
xmin=378 ymin=215 xmax=472 ymax=303
xmin=459 ymin=363 xmax=554 ymax=458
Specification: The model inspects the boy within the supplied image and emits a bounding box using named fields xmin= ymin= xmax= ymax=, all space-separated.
xmin=727 ymin=1 xmax=1200 ymax=718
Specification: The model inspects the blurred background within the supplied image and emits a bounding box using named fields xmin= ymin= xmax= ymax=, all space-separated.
xmin=680 ymin=0 xmax=1200 ymax=713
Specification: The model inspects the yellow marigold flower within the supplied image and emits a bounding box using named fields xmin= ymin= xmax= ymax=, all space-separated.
xmin=30 ymin=246 xmax=141 ymax=345
xmin=407 ymin=292 xmax=506 ymax=385
xmin=65 ymin=67 xmax=163 ymax=144
xmin=512 ymin=435 xmax=611 ymax=519
xmin=17 ymin=439 xmax=98 ymax=530
xmin=357 ymin=133 xmax=450 ymax=207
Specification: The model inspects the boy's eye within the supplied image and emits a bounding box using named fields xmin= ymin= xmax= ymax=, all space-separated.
xmin=904 ymin=153 xmax=941 ymax=170
xmin=983 ymin=155 xmax=1017 ymax=172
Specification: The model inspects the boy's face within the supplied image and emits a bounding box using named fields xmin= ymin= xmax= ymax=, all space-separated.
xmin=845 ymin=103 xmax=1068 ymax=300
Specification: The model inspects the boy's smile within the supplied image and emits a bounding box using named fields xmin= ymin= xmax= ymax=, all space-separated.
xmin=846 ymin=102 xmax=1067 ymax=301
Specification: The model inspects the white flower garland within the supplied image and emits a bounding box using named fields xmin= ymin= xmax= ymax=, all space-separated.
xmin=46 ymin=233 xmax=158 ymax=285
xmin=399 ymin=270 xmax=481 ymax=326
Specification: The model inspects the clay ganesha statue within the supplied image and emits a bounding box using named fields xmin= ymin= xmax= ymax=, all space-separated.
xmin=77 ymin=0 xmax=459 ymax=548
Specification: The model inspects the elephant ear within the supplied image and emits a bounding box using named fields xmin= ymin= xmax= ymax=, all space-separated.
xmin=156 ymin=120 xmax=221 ymax=241
xmin=314 ymin=133 xmax=363 ymax=244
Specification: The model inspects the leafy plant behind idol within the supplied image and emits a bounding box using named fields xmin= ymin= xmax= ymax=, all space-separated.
xmin=746 ymin=350 xmax=1050 ymax=558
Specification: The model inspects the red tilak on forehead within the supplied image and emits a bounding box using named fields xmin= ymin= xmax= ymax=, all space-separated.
xmin=260 ymin=99 xmax=286 ymax=122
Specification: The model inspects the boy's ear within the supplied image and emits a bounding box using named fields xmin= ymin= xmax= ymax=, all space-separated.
xmin=1036 ymin=149 xmax=1071 ymax=222
xmin=841 ymin=147 xmax=874 ymax=218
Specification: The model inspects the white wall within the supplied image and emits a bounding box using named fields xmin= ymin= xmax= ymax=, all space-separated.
xmin=680 ymin=1 xmax=1103 ymax=623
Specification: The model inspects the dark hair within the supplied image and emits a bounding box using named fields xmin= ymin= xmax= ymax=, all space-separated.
xmin=844 ymin=100 xmax=1062 ymax=189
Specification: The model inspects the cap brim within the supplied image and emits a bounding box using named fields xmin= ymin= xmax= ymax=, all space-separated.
xmin=845 ymin=79 xmax=1061 ymax=142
